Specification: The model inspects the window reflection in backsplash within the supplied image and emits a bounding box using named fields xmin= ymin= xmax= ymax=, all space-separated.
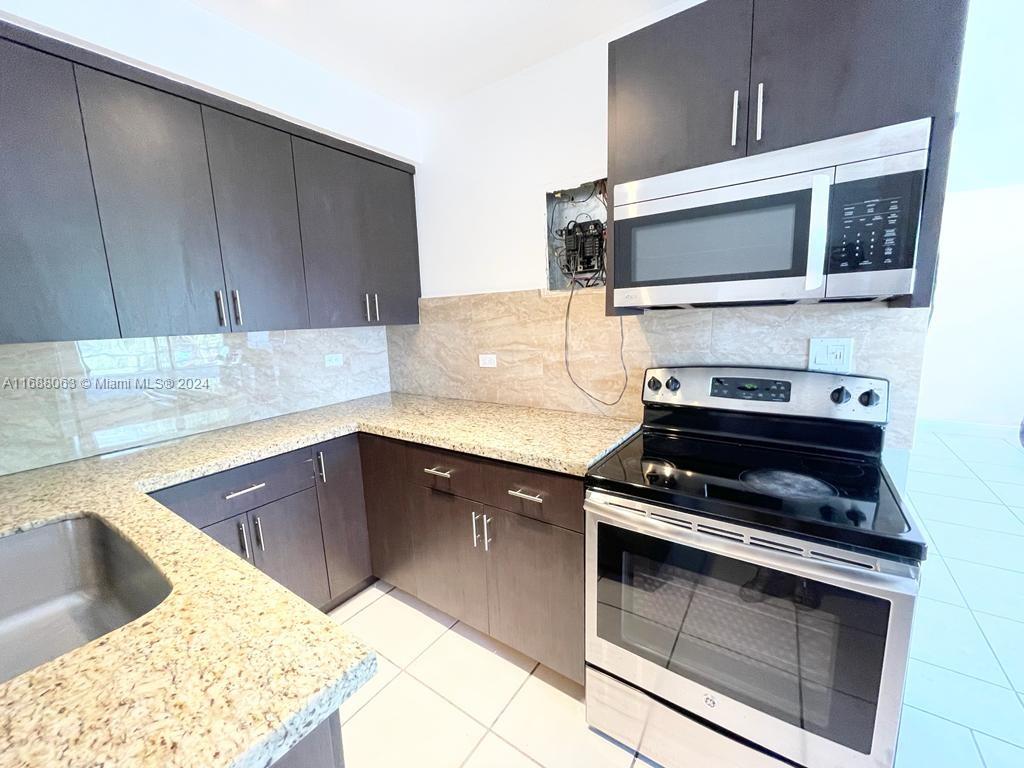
xmin=0 ymin=328 xmax=389 ymax=476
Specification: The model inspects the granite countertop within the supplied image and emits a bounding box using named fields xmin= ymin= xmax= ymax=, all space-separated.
xmin=0 ymin=393 xmax=638 ymax=767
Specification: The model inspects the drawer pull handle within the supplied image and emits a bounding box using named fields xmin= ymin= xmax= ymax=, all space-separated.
xmin=254 ymin=515 xmax=266 ymax=551
xmin=238 ymin=520 xmax=250 ymax=560
xmin=317 ymin=450 xmax=327 ymax=483
xmin=224 ymin=482 xmax=266 ymax=500
xmin=483 ymin=514 xmax=493 ymax=552
xmin=471 ymin=510 xmax=481 ymax=547
xmin=508 ymin=488 xmax=543 ymax=504
xmin=423 ymin=467 xmax=452 ymax=479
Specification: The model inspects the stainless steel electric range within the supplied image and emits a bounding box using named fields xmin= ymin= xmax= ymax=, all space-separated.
xmin=584 ymin=366 xmax=924 ymax=768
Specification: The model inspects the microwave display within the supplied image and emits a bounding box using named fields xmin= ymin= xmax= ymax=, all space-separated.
xmin=827 ymin=170 xmax=924 ymax=274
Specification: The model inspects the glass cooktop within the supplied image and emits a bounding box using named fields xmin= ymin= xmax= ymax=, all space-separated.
xmin=587 ymin=429 xmax=926 ymax=560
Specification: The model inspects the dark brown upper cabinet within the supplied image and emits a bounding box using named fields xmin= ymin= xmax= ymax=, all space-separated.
xmin=202 ymin=107 xmax=310 ymax=332
xmin=76 ymin=66 xmax=227 ymax=339
xmin=746 ymin=0 xmax=969 ymax=155
xmin=0 ymin=40 xmax=119 ymax=343
xmin=293 ymin=138 xmax=420 ymax=329
xmin=608 ymin=0 xmax=753 ymax=184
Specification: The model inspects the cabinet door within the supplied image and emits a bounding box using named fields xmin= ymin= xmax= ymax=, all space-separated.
xmin=0 ymin=40 xmax=119 ymax=343
xmin=202 ymin=513 xmax=254 ymax=563
xmin=747 ymin=0 xmax=968 ymax=153
xmin=251 ymin=488 xmax=331 ymax=607
xmin=412 ymin=486 xmax=489 ymax=632
xmin=203 ymin=107 xmax=309 ymax=332
xmin=314 ymin=435 xmax=372 ymax=601
xmin=485 ymin=508 xmax=584 ymax=684
xmin=608 ymin=0 xmax=753 ymax=183
xmin=272 ymin=713 xmax=342 ymax=768
xmin=292 ymin=138 xmax=376 ymax=329
xmin=359 ymin=435 xmax=421 ymax=595
xmin=367 ymin=165 xmax=420 ymax=326
xmin=76 ymin=66 xmax=227 ymax=338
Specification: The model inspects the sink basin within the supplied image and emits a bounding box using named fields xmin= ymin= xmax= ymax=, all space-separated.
xmin=0 ymin=516 xmax=171 ymax=685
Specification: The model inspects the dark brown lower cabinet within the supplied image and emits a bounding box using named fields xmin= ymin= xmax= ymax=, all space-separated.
xmin=202 ymin=512 xmax=253 ymax=562
xmin=272 ymin=712 xmax=343 ymax=768
xmin=413 ymin=486 xmax=489 ymax=634
xmin=314 ymin=435 xmax=372 ymax=601
xmin=484 ymin=507 xmax=584 ymax=683
xmin=250 ymin=489 xmax=331 ymax=607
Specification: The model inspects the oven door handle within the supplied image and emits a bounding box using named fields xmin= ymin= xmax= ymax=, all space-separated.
xmin=585 ymin=495 xmax=917 ymax=598
xmin=805 ymin=172 xmax=833 ymax=292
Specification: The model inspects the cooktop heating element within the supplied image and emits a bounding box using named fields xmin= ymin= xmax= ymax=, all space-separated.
xmin=738 ymin=468 xmax=838 ymax=499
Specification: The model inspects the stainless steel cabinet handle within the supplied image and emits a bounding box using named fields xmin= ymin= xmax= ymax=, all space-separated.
xmin=373 ymin=293 xmax=380 ymax=322
xmin=254 ymin=516 xmax=265 ymax=551
xmin=238 ymin=520 xmax=250 ymax=560
xmin=730 ymin=89 xmax=739 ymax=147
xmin=483 ymin=514 xmax=493 ymax=552
xmin=364 ymin=293 xmax=372 ymax=322
xmin=224 ymin=482 xmax=266 ymax=500
xmin=316 ymin=450 xmax=327 ymax=483
xmin=508 ymin=488 xmax=544 ymax=504
xmin=231 ymin=289 xmax=243 ymax=326
xmin=471 ymin=510 xmax=481 ymax=548
xmin=423 ymin=467 xmax=452 ymax=479
xmin=755 ymin=82 xmax=764 ymax=142
xmin=215 ymin=290 xmax=227 ymax=327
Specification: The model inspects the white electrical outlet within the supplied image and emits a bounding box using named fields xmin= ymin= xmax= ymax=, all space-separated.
xmin=808 ymin=338 xmax=854 ymax=374
xmin=478 ymin=353 xmax=497 ymax=368
xmin=324 ymin=353 xmax=345 ymax=368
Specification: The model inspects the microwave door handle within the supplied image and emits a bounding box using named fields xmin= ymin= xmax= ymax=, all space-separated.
xmin=805 ymin=173 xmax=833 ymax=291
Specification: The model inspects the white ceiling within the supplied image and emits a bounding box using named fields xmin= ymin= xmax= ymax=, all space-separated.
xmin=193 ymin=0 xmax=682 ymax=111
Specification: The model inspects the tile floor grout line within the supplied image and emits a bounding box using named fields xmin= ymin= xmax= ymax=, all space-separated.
xmin=339 ymin=659 xmax=404 ymax=727
xmin=910 ymin=488 xmax=1016 ymax=508
xmin=903 ymin=695 xmax=1024 ymax=752
xmin=909 ymin=657 xmax=1024 ymax=704
xmin=908 ymin=647 xmax=1014 ymax=692
xmin=970 ymin=727 xmax=1024 ymax=762
xmin=465 ymin=662 xmax=544 ymax=768
xmin=912 ymin=515 xmax=1024 ymax=536
xmin=973 ymin=607 xmax=1024 ymax=628
xmin=943 ymin=553 xmax=1024 ymax=576
xmin=332 ymin=581 xmax=395 ymax=625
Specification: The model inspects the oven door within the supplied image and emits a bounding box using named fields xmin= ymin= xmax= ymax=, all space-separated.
xmin=613 ymin=170 xmax=833 ymax=308
xmin=585 ymin=492 xmax=917 ymax=768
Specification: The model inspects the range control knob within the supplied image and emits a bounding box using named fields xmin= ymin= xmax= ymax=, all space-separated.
xmin=647 ymin=376 xmax=662 ymax=392
xmin=859 ymin=389 xmax=881 ymax=407
xmin=830 ymin=386 xmax=851 ymax=405
xmin=665 ymin=376 xmax=681 ymax=392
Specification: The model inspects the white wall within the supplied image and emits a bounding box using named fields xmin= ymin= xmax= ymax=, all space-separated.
xmin=915 ymin=0 xmax=1024 ymax=428
xmin=415 ymin=0 xmax=701 ymax=298
xmin=0 ymin=0 xmax=424 ymax=161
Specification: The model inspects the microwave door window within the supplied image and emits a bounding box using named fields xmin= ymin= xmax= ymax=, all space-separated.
xmin=632 ymin=204 xmax=797 ymax=283
xmin=596 ymin=523 xmax=890 ymax=754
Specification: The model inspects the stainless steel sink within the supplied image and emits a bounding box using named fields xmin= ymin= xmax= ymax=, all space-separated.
xmin=0 ymin=516 xmax=172 ymax=684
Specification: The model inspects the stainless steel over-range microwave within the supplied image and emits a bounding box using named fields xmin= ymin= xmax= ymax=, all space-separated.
xmin=612 ymin=119 xmax=931 ymax=308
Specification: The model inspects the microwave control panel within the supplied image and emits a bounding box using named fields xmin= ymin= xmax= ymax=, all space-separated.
xmin=826 ymin=170 xmax=924 ymax=273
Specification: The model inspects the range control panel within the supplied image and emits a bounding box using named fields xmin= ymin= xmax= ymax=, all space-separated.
xmin=643 ymin=366 xmax=890 ymax=424
xmin=710 ymin=377 xmax=791 ymax=402
xmin=828 ymin=170 xmax=924 ymax=274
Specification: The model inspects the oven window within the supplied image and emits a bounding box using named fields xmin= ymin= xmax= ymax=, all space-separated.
xmin=631 ymin=203 xmax=797 ymax=282
xmin=596 ymin=523 xmax=890 ymax=754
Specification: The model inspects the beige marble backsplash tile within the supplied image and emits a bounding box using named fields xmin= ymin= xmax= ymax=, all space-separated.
xmin=0 ymin=327 xmax=389 ymax=476
xmin=388 ymin=289 xmax=930 ymax=448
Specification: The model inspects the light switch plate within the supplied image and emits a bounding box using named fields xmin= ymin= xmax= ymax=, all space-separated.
xmin=809 ymin=338 xmax=854 ymax=374
xmin=324 ymin=353 xmax=345 ymax=368
xmin=478 ymin=353 xmax=497 ymax=368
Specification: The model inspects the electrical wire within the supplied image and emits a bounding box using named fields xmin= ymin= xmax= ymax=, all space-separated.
xmin=563 ymin=264 xmax=628 ymax=407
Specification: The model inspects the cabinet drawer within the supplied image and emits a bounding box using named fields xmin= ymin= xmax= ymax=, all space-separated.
xmin=482 ymin=462 xmax=585 ymax=533
xmin=406 ymin=443 xmax=485 ymax=501
xmin=151 ymin=447 xmax=315 ymax=528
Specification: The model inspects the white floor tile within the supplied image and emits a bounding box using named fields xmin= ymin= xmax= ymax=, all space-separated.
xmin=407 ymin=621 xmax=536 ymax=726
xmin=945 ymin=560 xmax=1024 ymax=622
xmin=903 ymin=660 xmax=1024 ymax=748
xmin=918 ymin=555 xmax=967 ymax=607
xmin=909 ymin=434 xmax=958 ymax=460
xmin=975 ymin=613 xmax=1024 ymax=692
xmin=906 ymin=472 xmax=1000 ymax=503
xmin=967 ymin=462 xmax=1024 ymax=486
xmin=343 ymin=673 xmax=485 ymax=768
xmin=463 ymin=733 xmax=541 ymax=768
xmin=339 ymin=655 xmax=400 ymax=724
xmin=909 ymin=493 xmax=1024 ymax=535
xmin=343 ymin=588 xmax=455 ymax=667
xmin=494 ymin=666 xmax=635 ymax=768
xmin=329 ymin=580 xmax=393 ymax=624
xmin=928 ymin=523 xmax=1024 ymax=573
xmin=908 ymin=452 xmax=973 ymax=478
xmin=988 ymin=481 xmax=1024 ymax=507
xmin=909 ymin=598 xmax=1009 ymax=687
xmin=894 ymin=706 xmax=984 ymax=768
xmin=943 ymin=438 xmax=1024 ymax=467
xmin=973 ymin=733 xmax=1024 ymax=768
